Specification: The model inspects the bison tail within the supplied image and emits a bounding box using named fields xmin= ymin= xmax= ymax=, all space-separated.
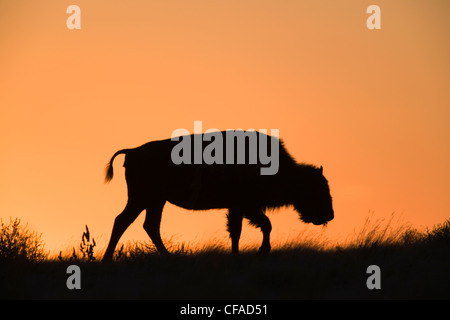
xmin=104 ymin=162 xmax=114 ymax=184
xmin=104 ymin=149 xmax=130 ymax=183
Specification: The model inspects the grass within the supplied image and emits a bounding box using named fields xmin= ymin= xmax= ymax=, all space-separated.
xmin=0 ymin=216 xmax=449 ymax=299
xmin=0 ymin=218 xmax=47 ymax=263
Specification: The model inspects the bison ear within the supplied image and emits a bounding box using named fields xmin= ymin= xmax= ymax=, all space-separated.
xmin=319 ymin=165 xmax=323 ymax=174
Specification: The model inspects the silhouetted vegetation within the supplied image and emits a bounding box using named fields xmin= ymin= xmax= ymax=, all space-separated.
xmin=0 ymin=217 xmax=449 ymax=299
xmin=58 ymin=225 xmax=97 ymax=263
xmin=0 ymin=218 xmax=47 ymax=262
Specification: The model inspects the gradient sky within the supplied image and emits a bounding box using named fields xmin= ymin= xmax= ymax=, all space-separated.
xmin=1 ymin=0 xmax=449 ymax=253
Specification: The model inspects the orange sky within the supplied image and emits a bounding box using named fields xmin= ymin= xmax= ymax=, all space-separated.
xmin=1 ymin=0 xmax=449 ymax=254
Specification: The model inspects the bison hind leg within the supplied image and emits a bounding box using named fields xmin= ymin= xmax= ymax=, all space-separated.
xmin=143 ymin=200 xmax=169 ymax=256
xmin=103 ymin=201 xmax=144 ymax=262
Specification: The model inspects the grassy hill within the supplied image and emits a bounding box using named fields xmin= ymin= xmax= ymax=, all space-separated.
xmin=0 ymin=218 xmax=449 ymax=299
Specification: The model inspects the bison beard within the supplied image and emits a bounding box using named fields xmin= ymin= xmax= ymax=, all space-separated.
xmin=102 ymin=131 xmax=334 ymax=261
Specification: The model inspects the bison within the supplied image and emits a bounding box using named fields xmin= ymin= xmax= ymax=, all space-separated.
xmin=102 ymin=130 xmax=334 ymax=261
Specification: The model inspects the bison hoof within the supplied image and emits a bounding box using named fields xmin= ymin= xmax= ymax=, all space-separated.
xmin=258 ymin=246 xmax=271 ymax=255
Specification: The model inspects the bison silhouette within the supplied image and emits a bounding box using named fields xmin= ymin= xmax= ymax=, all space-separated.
xmin=102 ymin=131 xmax=334 ymax=261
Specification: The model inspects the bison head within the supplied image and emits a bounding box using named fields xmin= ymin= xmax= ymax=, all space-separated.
xmin=293 ymin=165 xmax=334 ymax=226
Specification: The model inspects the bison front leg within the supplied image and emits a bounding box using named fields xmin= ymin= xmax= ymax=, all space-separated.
xmin=143 ymin=201 xmax=169 ymax=255
xmin=245 ymin=209 xmax=272 ymax=255
xmin=227 ymin=209 xmax=244 ymax=255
